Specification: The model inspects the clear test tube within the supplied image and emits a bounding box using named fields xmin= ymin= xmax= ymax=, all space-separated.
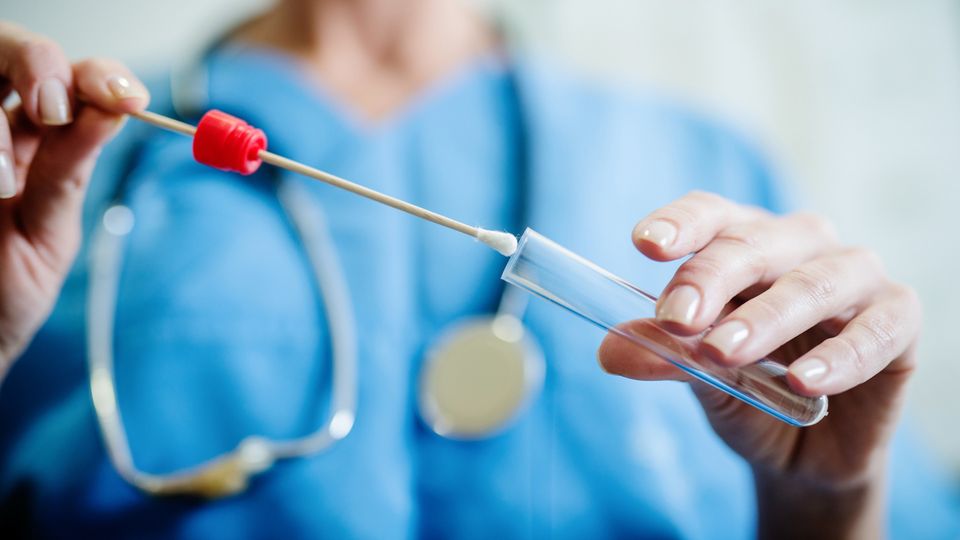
xmin=501 ymin=228 xmax=828 ymax=427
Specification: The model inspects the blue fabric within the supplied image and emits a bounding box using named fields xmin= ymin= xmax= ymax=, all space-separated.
xmin=0 ymin=45 xmax=957 ymax=539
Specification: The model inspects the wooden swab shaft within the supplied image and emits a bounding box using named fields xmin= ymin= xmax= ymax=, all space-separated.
xmin=127 ymin=110 xmax=480 ymax=239
xmin=130 ymin=110 xmax=196 ymax=137
xmin=258 ymin=151 xmax=478 ymax=237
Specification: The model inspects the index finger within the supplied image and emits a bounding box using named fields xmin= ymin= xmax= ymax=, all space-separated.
xmin=0 ymin=21 xmax=73 ymax=126
xmin=631 ymin=191 xmax=770 ymax=261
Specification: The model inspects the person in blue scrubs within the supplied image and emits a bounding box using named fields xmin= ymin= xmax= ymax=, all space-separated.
xmin=0 ymin=3 xmax=958 ymax=538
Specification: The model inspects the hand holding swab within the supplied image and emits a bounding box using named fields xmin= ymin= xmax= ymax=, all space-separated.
xmin=127 ymin=109 xmax=518 ymax=256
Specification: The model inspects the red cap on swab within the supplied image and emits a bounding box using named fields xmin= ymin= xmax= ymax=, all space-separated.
xmin=192 ymin=110 xmax=267 ymax=175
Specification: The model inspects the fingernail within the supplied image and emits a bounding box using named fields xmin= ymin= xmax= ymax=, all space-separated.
xmin=638 ymin=220 xmax=677 ymax=248
xmin=38 ymin=78 xmax=72 ymax=126
xmin=791 ymin=357 xmax=829 ymax=384
xmin=106 ymin=75 xmax=147 ymax=101
xmin=0 ymin=152 xmax=16 ymax=199
xmin=703 ymin=320 xmax=750 ymax=358
xmin=657 ymin=285 xmax=700 ymax=325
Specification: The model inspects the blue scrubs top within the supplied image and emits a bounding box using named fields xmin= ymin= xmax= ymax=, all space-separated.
xmin=0 ymin=45 xmax=957 ymax=539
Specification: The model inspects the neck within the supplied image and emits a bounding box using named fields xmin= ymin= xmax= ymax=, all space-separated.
xmin=234 ymin=0 xmax=495 ymax=119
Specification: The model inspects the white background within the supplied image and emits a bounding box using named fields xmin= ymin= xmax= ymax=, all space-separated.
xmin=4 ymin=0 xmax=959 ymax=477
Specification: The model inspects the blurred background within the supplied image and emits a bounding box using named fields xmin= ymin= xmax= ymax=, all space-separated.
xmin=4 ymin=0 xmax=959 ymax=477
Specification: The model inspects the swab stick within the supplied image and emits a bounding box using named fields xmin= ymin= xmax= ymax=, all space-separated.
xmin=128 ymin=109 xmax=518 ymax=256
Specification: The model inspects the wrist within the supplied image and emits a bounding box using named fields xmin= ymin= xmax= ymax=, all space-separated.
xmin=753 ymin=465 xmax=887 ymax=540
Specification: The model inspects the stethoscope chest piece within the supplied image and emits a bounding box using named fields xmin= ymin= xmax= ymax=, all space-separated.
xmin=419 ymin=314 xmax=544 ymax=439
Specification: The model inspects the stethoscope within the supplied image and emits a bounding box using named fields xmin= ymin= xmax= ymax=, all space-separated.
xmin=86 ymin=39 xmax=544 ymax=498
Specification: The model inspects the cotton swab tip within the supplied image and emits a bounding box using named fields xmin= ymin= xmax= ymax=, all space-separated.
xmin=477 ymin=228 xmax=518 ymax=257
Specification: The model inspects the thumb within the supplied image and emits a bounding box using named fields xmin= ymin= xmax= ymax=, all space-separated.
xmin=597 ymin=320 xmax=689 ymax=381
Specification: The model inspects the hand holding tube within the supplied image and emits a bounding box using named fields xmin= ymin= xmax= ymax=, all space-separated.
xmin=598 ymin=191 xmax=920 ymax=537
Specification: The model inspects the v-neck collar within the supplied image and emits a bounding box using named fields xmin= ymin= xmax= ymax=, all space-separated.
xmin=206 ymin=44 xmax=509 ymax=145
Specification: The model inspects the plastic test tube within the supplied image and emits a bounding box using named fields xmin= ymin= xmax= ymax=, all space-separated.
xmin=501 ymin=228 xmax=829 ymax=427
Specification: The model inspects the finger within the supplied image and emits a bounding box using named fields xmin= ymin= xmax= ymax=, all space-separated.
xmin=787 ymin=285 xmax=921 ymax=396
xmin=0 ymin=22 xmax=73 ymax=126
xmin=0 ymin=109 xmax=13 ymax=198
xmin=655 ymin=212 xmax=839 ymax=334
xmin=16 ymin=105 xmax=125 ymax=271
xmin=2 ymin=103 xmax=46 ymax=200
xmin=73 ymin=58 xmax=149 ymax=115
xmin=5 ymin=105 xmax=43 ymax=186
xmin=631 ymin=190 xmax=770 ymax=262
xmin=700 ymin=247 xmax=887 ymax=367
xmin=597 ymin=320 xmax=690 ymax=381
